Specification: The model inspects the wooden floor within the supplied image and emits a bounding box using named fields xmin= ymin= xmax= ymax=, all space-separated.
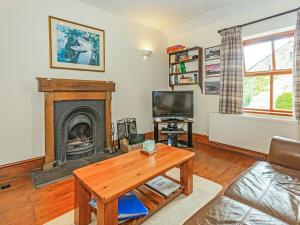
xmin=0 ymin=137 xmax=256 ymax=225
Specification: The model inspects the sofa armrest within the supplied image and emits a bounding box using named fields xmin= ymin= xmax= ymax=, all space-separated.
xmin=268 ymin=136 xmax=300 ymax=171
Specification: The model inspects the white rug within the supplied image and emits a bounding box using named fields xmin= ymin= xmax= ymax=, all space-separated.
xmin=45 ymin=168 xmax=222 ymax=225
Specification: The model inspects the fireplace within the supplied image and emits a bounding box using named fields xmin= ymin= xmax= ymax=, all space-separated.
xmin=54 ymin=100 xmax=105 ymax=164
xmin=37 ymin=78 xmax=115 ymax=169
xmin=66 ymin=114 xmax=95 ymax=159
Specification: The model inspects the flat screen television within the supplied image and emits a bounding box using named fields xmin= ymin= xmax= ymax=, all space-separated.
xmin=152 ymin=91 xmax=193 ymax=119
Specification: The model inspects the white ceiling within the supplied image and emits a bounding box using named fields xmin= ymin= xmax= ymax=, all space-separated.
xmin=79 ymin=0 xmax=239 ymax=30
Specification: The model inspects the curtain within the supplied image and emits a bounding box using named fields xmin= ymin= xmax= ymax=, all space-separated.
xmin=219 ymin=27 xmax=244 ymax=114
xmin=294 ymin=9 xmax=300 ymax=119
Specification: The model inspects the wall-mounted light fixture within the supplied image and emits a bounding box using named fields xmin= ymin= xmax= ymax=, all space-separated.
xmin=140 ymin=49 xmax=153 ymax=60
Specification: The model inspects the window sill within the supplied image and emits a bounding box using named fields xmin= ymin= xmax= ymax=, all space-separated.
xmin=211 ymin=112 xmax=297 ymax=124
xmin=244 ymin=109 xmax=293 ymax=117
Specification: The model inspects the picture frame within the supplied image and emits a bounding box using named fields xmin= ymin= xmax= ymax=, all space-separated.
xmin=205 ymin=64 xmax=221 ymax=78
xmin=205 ymin=81 xmax=220 ymax=95
xmin=49 ymin=16 xmax=105 ymax=72
xmin=205 ymin=45 xmax=220 ymax=61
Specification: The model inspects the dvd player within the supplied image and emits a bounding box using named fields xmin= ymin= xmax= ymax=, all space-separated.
xmin=161 ymin=127 xmax=184 ymax=132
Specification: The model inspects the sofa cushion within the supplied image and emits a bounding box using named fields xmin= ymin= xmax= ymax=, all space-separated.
xmin=184 ymin=196 xmax=288 ymax=225
xmin=225 ymin=161 xmax=300 ymax=225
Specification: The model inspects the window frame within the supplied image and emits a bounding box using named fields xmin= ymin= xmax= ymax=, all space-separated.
xmin=243 ymin=30 xmax=294 ymax=116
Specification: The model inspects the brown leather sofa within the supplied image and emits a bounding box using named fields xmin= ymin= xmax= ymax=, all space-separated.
xmin=185 ymin=136 xmax=300 ymax=225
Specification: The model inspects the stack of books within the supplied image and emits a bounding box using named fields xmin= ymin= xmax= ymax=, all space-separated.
xmin=145 ymin=176 xmax=181 ymax=197
xmin=89 ymin=192 xmax=149 ymax=223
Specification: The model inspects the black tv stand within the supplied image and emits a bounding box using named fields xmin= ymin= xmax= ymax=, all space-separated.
xmin=164 ymin=118 xmax=184 ymax=122
xmin=153 ymin=119 xmax=193 ymax=148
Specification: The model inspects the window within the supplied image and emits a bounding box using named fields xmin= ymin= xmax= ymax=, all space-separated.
xmin=243 ymin=31 xmax=294 ymax=116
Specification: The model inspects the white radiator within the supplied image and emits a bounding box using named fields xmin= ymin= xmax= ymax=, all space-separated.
xmin=209 ymin=113 xmax=299 ymax=154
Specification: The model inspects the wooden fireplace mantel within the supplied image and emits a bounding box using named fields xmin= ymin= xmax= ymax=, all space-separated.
xmin=37 ymin=78 xmax=115 ymax=169
xmin=37 ymin=77 xmax=115 ymax=92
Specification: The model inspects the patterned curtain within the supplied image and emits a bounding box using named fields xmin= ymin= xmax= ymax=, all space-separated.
xmin=219 ymin=27 xmax=244 ymax=114
xmin=294 ymin=10 xmax=300 ymax=119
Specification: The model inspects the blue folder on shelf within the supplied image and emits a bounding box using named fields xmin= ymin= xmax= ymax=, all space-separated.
xmin=118 ymin=192 xmax=149 ymax=220
xmin=89 ymin=192 xmax=149 ymax=221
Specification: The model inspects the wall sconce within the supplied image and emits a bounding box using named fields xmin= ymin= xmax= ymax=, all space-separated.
xmin=140 ymin=49 xmax=153 ymax=60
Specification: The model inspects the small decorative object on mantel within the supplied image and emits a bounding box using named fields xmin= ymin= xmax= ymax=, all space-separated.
xmin=49 ymin=16 xmax=105 ymax=72
xmin=141 ymin=140 xmax=156 ymax=155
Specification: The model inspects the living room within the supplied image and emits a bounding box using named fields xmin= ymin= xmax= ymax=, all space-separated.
xmin=0 ymin=0 xmax=299 ymax=224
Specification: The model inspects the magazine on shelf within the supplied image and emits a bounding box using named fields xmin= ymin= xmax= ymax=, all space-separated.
xmin=145 ymin=176 xmax=181 ymax=197
xmin=89 ymin=192 xmax=149 ymax=222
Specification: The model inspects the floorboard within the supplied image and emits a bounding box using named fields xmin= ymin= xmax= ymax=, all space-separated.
xmin=0 ymin=138 xmax=256 ymax=225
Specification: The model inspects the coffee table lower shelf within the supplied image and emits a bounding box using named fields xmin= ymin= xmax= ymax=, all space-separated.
xmin=92 ymin=180 xmax=183 ymax=225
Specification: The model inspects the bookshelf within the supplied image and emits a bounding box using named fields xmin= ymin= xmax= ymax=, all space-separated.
xmin=168 ymin=47 xmax=203 ymax=92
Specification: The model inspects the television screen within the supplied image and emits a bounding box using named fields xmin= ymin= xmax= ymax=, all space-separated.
xmin=152 ymin=91 xmax=193 ymax=118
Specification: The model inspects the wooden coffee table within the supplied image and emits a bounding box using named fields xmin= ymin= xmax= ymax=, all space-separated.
xmin=73 ymin=143 xmax=195 ymax=225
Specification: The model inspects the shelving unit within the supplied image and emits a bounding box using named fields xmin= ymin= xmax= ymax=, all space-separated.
xmin=168 ymin=47 xmax=203 ymax=92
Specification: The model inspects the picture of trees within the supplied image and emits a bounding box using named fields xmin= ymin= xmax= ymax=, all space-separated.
xmin=56 ymin=24 xmax=100 ymax=66
xmin=49 ymin=16 xmax=105 ymax=72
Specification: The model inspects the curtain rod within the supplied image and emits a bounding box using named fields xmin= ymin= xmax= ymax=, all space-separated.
xmin=218 ymin=7 xmax=300 ymax=33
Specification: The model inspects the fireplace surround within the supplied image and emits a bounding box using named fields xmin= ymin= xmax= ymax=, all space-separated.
xmin=37 ymin=78 xmax=115 ymax=169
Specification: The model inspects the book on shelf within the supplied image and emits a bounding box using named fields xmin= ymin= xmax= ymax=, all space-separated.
xmin=170 ymin=61 xmax=199 ymax=74
xmin=179 ymin=62 xmax=186 ymax=73
xmin=169 ymin=76 xmax=175 ymax=85
xmin=170 ymin=73 xmax=198 ymax=86
xmin=174 ymin=75 xmax=179 ymax=84
xmin=194 ymin=73 xmax=198 ymax=83
xmin=179 ymin=74 xmax=198 ymax=84
xmin=170 ymin=75 xmax=175 ymax=85
xmin=89 ymin=192 xmax=149 ymax=222
xmin=170 ymin=54 xmax=176 ymax=64
xmin=145 ymin=176 xmax=181 ymax=197
xmin=170 ymin=64 xmax=177 ymax=74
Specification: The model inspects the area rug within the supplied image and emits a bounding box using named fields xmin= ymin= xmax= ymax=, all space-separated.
xmin=44 ymin=168 xmax=222 ymax=225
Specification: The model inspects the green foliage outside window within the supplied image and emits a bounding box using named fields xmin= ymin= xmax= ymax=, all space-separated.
xmin=275 ymin=92 xmax=293 ymax=110
xmin=243 ymin=76 xmax=269 ymax=107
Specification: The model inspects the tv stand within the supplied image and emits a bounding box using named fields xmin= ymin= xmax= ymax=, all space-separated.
xmin=164 ymin=118 xmax=184 ymax=122
xmin=153 ymin=119 xmax=193 ymax=148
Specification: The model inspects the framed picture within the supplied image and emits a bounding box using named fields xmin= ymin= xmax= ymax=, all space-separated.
xmin=205 ymin=81 xmax=220 ymax=95
xmin=205 ymin=64 xmax=221 ymax=77
xmin=205 ymin=45 xmax=220 ymax=61
xmin=49 ymin=16 xmax=105 ymax=72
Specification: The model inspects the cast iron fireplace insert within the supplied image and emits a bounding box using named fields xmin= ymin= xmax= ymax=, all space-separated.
xmin=54 ymin=100 xmax=105 ymax=165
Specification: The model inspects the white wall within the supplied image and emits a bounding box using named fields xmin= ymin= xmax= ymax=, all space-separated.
xmin=1 ymin=0 xmax=299 ymax=164
xmin=0 ymin=0 xmax=168 ymax=164
xmin=165 ymin=0 xmax=299 ymax=136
